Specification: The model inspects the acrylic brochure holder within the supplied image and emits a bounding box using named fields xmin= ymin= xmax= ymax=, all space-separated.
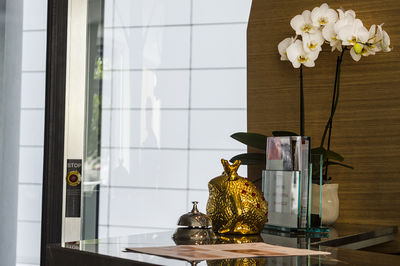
xmin=262 ymin=153 xmax=328 ymax=233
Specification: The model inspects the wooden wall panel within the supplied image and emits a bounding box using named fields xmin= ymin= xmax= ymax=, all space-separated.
xmin=247 ymin=0 xmax=400 ymax=252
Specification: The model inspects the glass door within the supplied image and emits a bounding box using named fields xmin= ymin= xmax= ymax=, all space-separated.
xmin=62 ymin=0 xmax=252 ymax=242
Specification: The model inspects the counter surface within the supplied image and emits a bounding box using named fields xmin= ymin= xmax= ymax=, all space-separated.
xmin=48 ymin=223 xmax=399 ymax=265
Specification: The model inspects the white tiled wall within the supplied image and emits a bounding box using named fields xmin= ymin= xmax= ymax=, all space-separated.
xmin=100 ymin=0 xmax=252 ymax=237
xmin=22 ymin=0 xmax=47 ymax=30
xmin=112 ymin=0 xmax=191 ymax=27
xmin=191 ymin=69 xmax=247 ymax=108
xmin=109 ymin=149 xmax=189 ymax=188
xmin=17 ymin=184 xmax=42 ymax=222
xmin=111 ymin=27 xmax=191 ymax=69
xmin=189 ymin=110 xmax=247 ymax=149
xmin=188 ymin=150 xmax=247 ymax=190
xmin=19 ymin=110 xmax=45 ymax=146
xmin=21 ymin=31 xmax=47 ymax=71
xmin=192 ymin=24 xmax=247 ymax=68
xmin=16 ymin=222 xmax=42 ymax=265
xmin=109 ymin=70 xmax=190 ymax=109
xmin=109 ymin=188 xmax=188 ymax=228
xmin=192 ymin=0 xmax=253 ymax=24
xmin=16 ymin=0 xmax=47 ymax=265
xmin=18 ymin=147 xmax=44 ymax=184
xmin=109 ymin=110 xmax=189 ymax=148
xmin=21 ymin=73 xmax=46 ymax=108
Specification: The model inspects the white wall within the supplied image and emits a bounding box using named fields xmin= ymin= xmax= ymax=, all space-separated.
xmin=16 ymin=0 xmax=47 ymax=265
xmin=98 ymin=0 xmax=252 ymax=238
xmin=0 ymin=0 xmax=23 ymax=265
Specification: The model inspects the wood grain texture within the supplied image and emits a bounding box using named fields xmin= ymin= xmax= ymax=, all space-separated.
xmin=247 ymin=0 xmax=400 ymax=252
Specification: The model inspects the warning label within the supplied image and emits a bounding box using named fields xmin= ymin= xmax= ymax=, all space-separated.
xmin=66 ymin=159 xmax=82 ymax=217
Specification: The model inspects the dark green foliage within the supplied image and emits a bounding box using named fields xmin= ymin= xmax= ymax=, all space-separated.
xmin=230 ymin=132 xmax=268 ymax=151
xmin=229 ymin=153 xmax=266 ymax=166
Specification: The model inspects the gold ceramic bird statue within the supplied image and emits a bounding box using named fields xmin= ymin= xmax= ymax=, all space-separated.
xmin=206 ymin=159 xmax=268 ymax=234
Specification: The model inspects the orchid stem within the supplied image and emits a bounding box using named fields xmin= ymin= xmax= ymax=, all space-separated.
xmin=322 ymin=48 xmax=345 ymax=180
xmin=300 ymin=65 xmax=304 ymax=136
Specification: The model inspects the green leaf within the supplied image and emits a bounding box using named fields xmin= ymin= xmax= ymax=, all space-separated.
xmin=311 ymin=147 xmax=344 ymax=162
xmin=325 ymin=150 xmax=344 ymax=162
xmin=230 ymin=132 xmax=268 ymax=150
xmin=325 ymin=161 xmax=354 ymax=169
xmin=272 ymin=131 xmax=299 ymax=136
xmin=229 ymin=153 xmax=266 ymax=165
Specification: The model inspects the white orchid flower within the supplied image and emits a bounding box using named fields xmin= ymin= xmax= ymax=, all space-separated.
xmin=337 ymin=18 xmax=369 ymax=46
xmin=366 ymin=24 xmax=380 ymax=54
xmin=349 ymin=41 xmax=374 ymax=61
xmin=311 ymin=3 xmax=338 ymax=28
xmin=348 ymin=25 xmax=370 ymax=61
xmin=349 ymin=45 xmax=363 ymax=61
xmin=334 ymin=9 xmax=356 ymax=36
xmin=377 ymin=25 xmax=392 ymax=52
xmin=278 ymin=37 xmax=296 ymax=61
xmin=286 ymin=40 xmax=319 ymax=68
xmin=322 ymin=23 xmax=342 ymax=52
xmin=369 ymin=24 xmax=391 ymax=53
xmin=348 ymin=23 xmax=392 ymax=61
xmin=290 ymin=10 xmax=316 ymax=35
xmin=359 ymin=24 xmax=382 ymax=56
xmin=337 ymin=9 xmax=356 ymax=20
xmin=302 ymin=31 xmax=324 ymax=53
xmin=349 ymin=25 xmax=378 ymax=60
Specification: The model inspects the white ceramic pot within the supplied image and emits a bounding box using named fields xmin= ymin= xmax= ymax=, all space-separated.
xmin=311 ymin=183 xmax=339 ymax=226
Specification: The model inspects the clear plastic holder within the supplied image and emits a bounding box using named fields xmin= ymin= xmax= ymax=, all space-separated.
xmin=262 ymin=154 xmax=328 ymax=233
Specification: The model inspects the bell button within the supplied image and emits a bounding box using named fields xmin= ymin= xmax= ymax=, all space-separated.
xmin=67 ymin=170 xmax=81 ymax=186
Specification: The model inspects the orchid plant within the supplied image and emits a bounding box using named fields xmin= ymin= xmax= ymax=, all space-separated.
xmin=280 ymin=4 xmax=391 ymax=66
xmin=230 ymin=3 xmax=392 ymax=183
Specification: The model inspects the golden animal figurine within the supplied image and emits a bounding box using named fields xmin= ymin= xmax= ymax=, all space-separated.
xmin=206 ymin=159 xmax=268 ymax=235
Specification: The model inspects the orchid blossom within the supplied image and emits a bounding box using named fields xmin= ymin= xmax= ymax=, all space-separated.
xmin=278 ymin=37 xmax=296 ymax=61
xmin=337 ymin=19 xmax=369 ymax=46
xmin=290 ymin=10 xmax=317 ymax=35
xmin=311 ymin=3 xmax=338 ymax=28
xmin=302 ymin=31 xmax=324 ymax=53
xmin=335 ymin=18 xmax=369 ymax=61
xmin=286 ymin=40 xmax=319 ymax=68
xmin=281 ymin=4 xmax=392 ymax=64
xmin=333 ymin=9 xmax=356 ymax=38
xmin=378 ymin=25 xmax=392 ymax=52
xmin=322 ymin=23 xmax=342 ymax=52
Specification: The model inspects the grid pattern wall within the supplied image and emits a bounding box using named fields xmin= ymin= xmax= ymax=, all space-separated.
xmin=16 ymin=0 xmax=47 ymax=265
xmin=99 ymin=0 xmax=252 ymax=238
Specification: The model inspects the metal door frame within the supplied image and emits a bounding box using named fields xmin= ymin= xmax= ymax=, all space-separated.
xmin=41 ymin=0 xmax=68 ymax=265
xmin=62 ymin=0 xmax=88 ymax=243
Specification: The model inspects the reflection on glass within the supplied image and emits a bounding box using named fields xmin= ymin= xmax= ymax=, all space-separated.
xmin=82 ymin=0 xmax=104 ymax=240
xmin=82 ymin=0 xmax=253 ymax=239
xmin=263 ymin=171 xmax=301 ymax=229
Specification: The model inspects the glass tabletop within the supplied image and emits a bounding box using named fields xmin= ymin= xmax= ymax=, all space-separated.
xmin=50 ymin=223 xmax=398 ymax=266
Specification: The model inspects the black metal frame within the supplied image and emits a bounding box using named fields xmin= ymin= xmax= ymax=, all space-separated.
xmin=40 ymin=0 xmax=69 ymax=265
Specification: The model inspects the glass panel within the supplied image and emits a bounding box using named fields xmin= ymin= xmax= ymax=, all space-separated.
xmin=262 ymin=155 xmax=325 ymax=232
xmin=262 ymin=170 xmax=301 ymax=229
xmin=82 ymin=0 xmax=253 ymax=239
xmin=82 ymin=0 xmax=104 ymax=241
xmin=0 ymin=0 xmax=47 ymax=265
